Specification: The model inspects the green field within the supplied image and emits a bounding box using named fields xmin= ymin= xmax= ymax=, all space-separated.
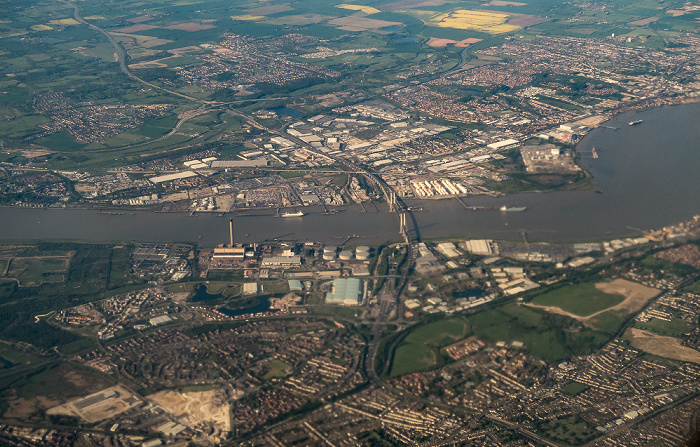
xmin=587 ymin=309 xmax=633 ymax=335
xmin=405 ymin=318 xmax=471 ymax=346
xmin=164 ymin=282 xmax=198 ymax=294
xmin=562 ymin=381 xmax=589 ymax=396
xmin=311 ymin=305 xmax=361 ymax=319
xmin=107 ymin=246 xmax=134 ymax=289
xmin=264 ymin=359 xmax=291 ymax=379
xmin=529 ymin=282 xmax=625 ymax=317
xmin=199 ymin=281 xmax=240 ymax=295
xmin=639 ymin=256 xmax=697 ymax=276
xmin=533 ymin=414 xmax=598 ymax=445
xmin=684 ymin=279 xmax=700 ymax=294
xmin=205 ymin=269 xmax=244 ymax=282
xmin=0 ymin=343 xmax=44 ymax=369
xmin=633 ymin=318 xmax=693 ymax=338
xmin=7 ymin=257 xmax=69 ymax=285
xmin=0 ymin=0 xmax=695 ymax=172
xmin=484 ymin=172 xmax=593 ymax=194
xmin=0 ymin=242 xmax=149 ymax=350
xmin=389 ymin=318 xmax=470 ymax=377
xmin=467 ymin=303 xmax=610 ymax=363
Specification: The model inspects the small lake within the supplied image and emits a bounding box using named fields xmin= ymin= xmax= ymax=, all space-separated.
xmin=269 ymin=106 xmax=303 ymax=117
xmin=190 ymin=284 xmax=222 ymax=302
xmin=218 ymin=295 xmax=275 ymax=317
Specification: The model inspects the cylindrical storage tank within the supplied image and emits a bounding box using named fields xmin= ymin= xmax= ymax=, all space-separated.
xmin=356 ymin=245 xmax=370 ymax=260
xmin=323 ymin=252 xmax=336 ymax=261
xmin=356 ymin=251 xmax=370 ymax=261
xmin=323 ymin=245 xmax=337 ymax=254
xmin=339 ymin=250 xmax=353 ymax=261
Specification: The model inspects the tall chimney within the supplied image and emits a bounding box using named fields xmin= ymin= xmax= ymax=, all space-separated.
xmin=229 ymin=218 xmax=234 ymax=247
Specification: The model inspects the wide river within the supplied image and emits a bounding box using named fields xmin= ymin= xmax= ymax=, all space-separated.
xmin=1 ymin=102 xmax=699 ymax=245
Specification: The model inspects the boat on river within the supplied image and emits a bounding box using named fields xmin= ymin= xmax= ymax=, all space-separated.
xmin=281 ymin=211 xmax=305 ymax=217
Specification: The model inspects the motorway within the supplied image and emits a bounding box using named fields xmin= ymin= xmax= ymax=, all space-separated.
xmin=64 ymin=0 xmax=207 ymax=105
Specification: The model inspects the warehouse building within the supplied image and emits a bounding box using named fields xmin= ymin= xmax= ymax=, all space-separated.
xmin=326 ymin=278 xmax=362 ymax=306
xmin=261 ymin=256 xmax=302 ymax=268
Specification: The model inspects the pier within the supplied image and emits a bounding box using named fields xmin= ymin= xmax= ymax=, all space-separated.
xmin=455 ymin=197 xmax=496 ymax=210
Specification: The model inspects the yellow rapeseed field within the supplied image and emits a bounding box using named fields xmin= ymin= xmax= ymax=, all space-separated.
xmin=231 ymin=14 xmax=265 ymax=21
xmin=336 ymin=4 xmax=381 ymax=15
xmin=48 ymin=18 xmax=80 ymax=25
xmin=432 ymin=9 xmax=520 ymax=34
xmin=31 ymin=24 xmax=54 ymax=31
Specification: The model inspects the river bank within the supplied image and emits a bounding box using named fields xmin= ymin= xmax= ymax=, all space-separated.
xmin=1 ymin=102 xmax=699 ymax=245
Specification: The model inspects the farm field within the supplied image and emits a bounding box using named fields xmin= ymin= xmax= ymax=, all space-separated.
xmin=433 ymin=10 xmax=521 ymax=34
xmin=0 ymin=0 xmax=699 ymax=443
xmin=1 ymin=0 xmax=695 ymax=172
xmin=336 ymin=4 xmax=382 ymax=15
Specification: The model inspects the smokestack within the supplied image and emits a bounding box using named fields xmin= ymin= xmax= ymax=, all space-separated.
xmin=229 ymin=218 xmax=234 ymax=247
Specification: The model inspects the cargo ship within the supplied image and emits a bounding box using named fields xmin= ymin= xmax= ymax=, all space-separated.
xmin=281 ymin=211 xmax=305 ymax=217
xmin=629 ymin=120 xmax=643 ymax=126
xmin=499 ymin=206 xmax=527 ymax=212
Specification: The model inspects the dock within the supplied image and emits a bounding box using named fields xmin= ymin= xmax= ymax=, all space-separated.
xmin=455 ymin=196 xmax=470 ymax=209
xmin=235 ymin=212 xmax=276 ymax=217
xmin=455 ymin=197 xmax=496 ymax=210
